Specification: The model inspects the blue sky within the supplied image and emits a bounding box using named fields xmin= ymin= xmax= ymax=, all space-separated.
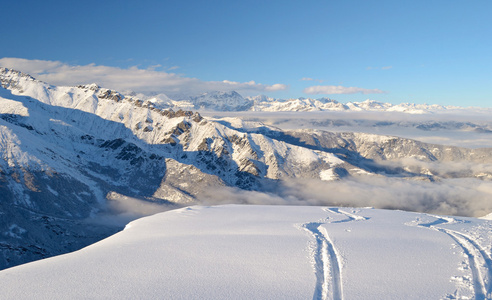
xmin=1 ymin=0 xmax=491 ymax=106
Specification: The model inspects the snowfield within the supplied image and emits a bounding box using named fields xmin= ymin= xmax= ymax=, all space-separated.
xmin=1 ymin=205 xmax=491 ymax=300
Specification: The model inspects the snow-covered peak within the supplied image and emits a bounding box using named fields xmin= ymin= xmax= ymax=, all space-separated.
xmin=0 ymin=67 xmax=37 ymax=83
xmin=252 ymin=96 xmax=349 ymax=112
xmin=0 ymin=67 xmax=46 ymax=93
xmin=190 ymin=90 xmax=253 ymax=111
xmin=77 ymin=83 xmax=100 ymax=91
xmin=247 ymin=94 xmax=274 ymax=103
xmin=346 ymin=99 xmax=391 ymax=111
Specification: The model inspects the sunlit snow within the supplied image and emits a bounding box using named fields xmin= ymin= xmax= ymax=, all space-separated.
xmin=1 ymin=205 xmax=491 ymax=299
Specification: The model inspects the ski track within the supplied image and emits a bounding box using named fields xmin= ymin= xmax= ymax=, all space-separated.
xmin=303 ymin=221 xmax=343 ymax=300
xmin=325 ymin=207 xmax=369 ymax=223
xmin=302 ymin=208 xmax=369 ymax=300
xmin=417 ymin=216 xmax=492 ymax=300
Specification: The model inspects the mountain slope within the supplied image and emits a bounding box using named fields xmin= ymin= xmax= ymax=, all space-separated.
xmin=1 ymin=67 xmax=492 ymax=270
xmin=0 ymin=205 xmax=491 ymax=300
xmin=0 ymin=68 xmax=356 ymax=268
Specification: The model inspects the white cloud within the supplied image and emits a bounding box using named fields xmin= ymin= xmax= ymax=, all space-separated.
xmin=303 ymin=85 xmax=385 ymax=95
xmin=266 ymin=83 xmax=288 ymax=91
xmin=0 ymin=57 xmax=287 ymax=97
xmin=0 ymin=58 xmax=64 ymax=74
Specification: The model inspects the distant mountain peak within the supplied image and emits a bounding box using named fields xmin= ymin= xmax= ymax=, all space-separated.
xmin=200 ymin=90 xmax=242 ymax=97
xmin=190 ymin=90 xmax=253 ymax=111
xmin=77 ymin=83 xmax=100 ymax=91
xmin=0 ymin=67 xmax=36 ymax=81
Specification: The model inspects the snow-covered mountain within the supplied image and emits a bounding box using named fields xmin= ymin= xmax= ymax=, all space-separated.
xmin=1 ymin=67 xmax=492 ymax=270
xmin=130 ymin=88 xmax=473 ymax=113
xmin=88 ymin=80 xmax=478 ymax=113
xmin=174 ymin=93 xmax=467 ymax=113
xmin=190 ymin=91 xmax=254 ymax=111
xmin=246 ymin=96 xmax=473 ymax=113
xmin=251 ymin=96 xmax=349 ymax=112
xmin=0 ymin=68 xmax=347 ymax=268
xmin=1 ymin=205 xmax=491 ymax=300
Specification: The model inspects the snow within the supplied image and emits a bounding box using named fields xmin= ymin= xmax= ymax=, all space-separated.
xmin=5 ymin=224 xmax=27 ymax=239
xmin=320 ymin=169 xmax=337 ymax=181
xmin=350 ymin=168 xmax=375 ymax=176
xmin=482 ymin=213 xmax=492 ymax=220
xmin=1 ymin=205 xmax=491 ymax=299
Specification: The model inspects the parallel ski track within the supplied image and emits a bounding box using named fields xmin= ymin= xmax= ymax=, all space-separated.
xmin=303 ymin=221 xmax=343 ymax=300
xmin=302 ymin=207 xmax=370 ymax=300
xmin=418 ymin=216 xmax=492 ymax=300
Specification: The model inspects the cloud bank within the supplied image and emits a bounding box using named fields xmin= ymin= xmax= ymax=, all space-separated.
xmin=0 ymin=57 xmax=287 ymax=97
xmin=303 ymin=85 xmax=385 ymax=95
xmin=197 ymin=176 xmax=492 ymax=218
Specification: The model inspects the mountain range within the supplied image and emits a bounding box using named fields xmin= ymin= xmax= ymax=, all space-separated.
xmin=1 ymin=67 xmax=491 ymax=270
xmin=140 ymin=89 xmax=475 ymax=114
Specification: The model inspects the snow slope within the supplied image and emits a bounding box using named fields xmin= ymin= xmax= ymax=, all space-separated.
xmin=1 ymin=205 xmax=491 ymax=300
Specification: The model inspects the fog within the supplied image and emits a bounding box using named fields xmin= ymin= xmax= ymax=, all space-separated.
xmin=197 ymin=177 xmax=492 ymax=218
xmin=203 ymin=110 xmax=492 ymax=148
xmin=88 ymin=192 xmax=180 ymax=227
xmin=90 ymin=175 xmax=492 ymax=223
